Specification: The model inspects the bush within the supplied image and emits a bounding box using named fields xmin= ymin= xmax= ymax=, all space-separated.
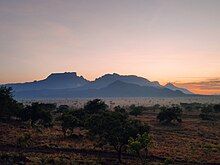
xmin=85 ymin=111 xmax=149 ymax=163
xmin=213 ymin=104 xmax=220 ymax=113
xmin=60 ymin=113 xmax=80 ymax=136
xmin=114 ymin=105 xmax=126 ymax=114
xmin=129 ymin=105 xmax=143 ymax=116
xmin=128 ymin=132 xmax=151 ymax=164
xmin=0 ymin=86 xmax=22 ymax=119
xmin=58 ymin=105 xmax=70 ymax=111
xmin=157 ymin=106 xmax=182 ymax=124
xmin=84 ymin=99 xmax=108 ymax=114
xmin=17 ymin=103 xmax=53 ymax=127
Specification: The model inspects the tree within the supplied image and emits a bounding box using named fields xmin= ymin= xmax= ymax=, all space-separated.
xmin=128 ymin=132 xmax=151 ymax=164
xmin=213 ymin=104 xmax=220 ymax=113
xmin=60 ymin=113 xmax=80 ymax=136
xmin=0 ymin=86 xmax=22 ymax=120
xmin=18 ymin=103 xmax=53 ymax=127
xmin=59 ymin=109 xmax=86 ymax=136
xmin=85 ymin=111 xmax=149 ymax=163
xmin=84 ymin=99 xmax=108 ymax=114
xmin=58 ymin=105 xmax=69 ymax=112
xmin=157 ymin=106 xmax=182 ymax=124
xmin=199 ymin=105 xmax=214 ymax=121
xmin=114 ymin=105 xmax=126 ymax=113
xmin=129 ymin=105 xmax=143 ymax=116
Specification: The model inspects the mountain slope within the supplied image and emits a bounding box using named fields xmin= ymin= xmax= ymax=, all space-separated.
xmin=81 ymin=73 xmax=162 ymax=89
xmin=6 ymin=72 xmax=89 ymax=91
xmin=165 ymin=83 xmax=193 ymax=94
xmin=14 ymin=81 xmax=186 ymax=99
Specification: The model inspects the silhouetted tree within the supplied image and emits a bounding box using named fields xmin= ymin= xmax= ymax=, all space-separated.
xmin=157 ymin=106 xmax=182 ymax=124
xmin=84 ymin=99 xmax=108 ymax=114
xmin=128 ymin=132 xmax=151 ymax=164
xmin=213 ymin=104 xmax=220 ymax=113
xmin=129 ymin=105 xmax=143 ymax=116
xmin=0 ymin=86 xmax=22 ymax=120
xmin=114 ymin=105 xmax=126 ymax=113
xmin=85 ymin=111 xmax=149 ymax=163
xmin=60 ymin=113 xmax=80 ymax=136
xmin=18 ymin=103 xmax=53 ymax=127
xmin=58 ymin=105 xmax=69 ymax=112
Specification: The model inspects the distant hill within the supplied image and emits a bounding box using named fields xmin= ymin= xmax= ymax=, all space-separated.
xmin=14 ymin=80 xmax=186 ymax=99
xmin=81 ymin=73 xmax=162 ymax=89
xmin=3 ymin=72 xmax=193 ymax=99
xmin=6 ymin=72 xmax=89 ymax=91
xmin=165 ymin=83 xmax=193 ymax=94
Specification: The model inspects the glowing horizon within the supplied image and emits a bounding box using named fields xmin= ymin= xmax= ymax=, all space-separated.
xmin=0 ymin=0 xmax=220 ymax=95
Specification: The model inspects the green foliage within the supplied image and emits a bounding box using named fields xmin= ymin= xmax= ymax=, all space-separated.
xmin=213 ymin=104 xmax=220 ymax=113
xmin=85 ymin=111 xmax=149 ymax=163
xmin=129 ymin=104 xmax=144 ymax=116
xmin=59 ymin=109 xmax=86 ymax=136
xmin=0 ymin=86 xmax=22 ymax=119
xmin=157 ymin=106 xmax=182 ymax=124
xmin=180 ymin=102 xmax=203 ymax=111
xmin=58 ymin=105 xmax=70 ymax=111
xmin=84 ymin=99 xmax=108 ymax=114
xmin=60 ymin=112 xmax=80 ymax=136
xmin=114 ymin=105 xmax=126 ymax=113
xmin=128 ymin=132 xmax=151 ymax=164
xmin=17 ymin=103 xmax=53 ymax=127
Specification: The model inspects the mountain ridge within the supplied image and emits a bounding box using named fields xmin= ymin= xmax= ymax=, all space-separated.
xmin=2 ymin=72 xmax=193 ymax=98
xmin=165 ymin=82 xmax=193 ymax=94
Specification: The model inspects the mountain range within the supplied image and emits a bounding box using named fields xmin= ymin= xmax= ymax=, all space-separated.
xmin=3 ymin=72 xmax=194 ymax=99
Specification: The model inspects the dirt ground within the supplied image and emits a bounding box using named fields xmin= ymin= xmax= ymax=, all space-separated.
xmin=1 ymin=98 xmax=220 ymax=164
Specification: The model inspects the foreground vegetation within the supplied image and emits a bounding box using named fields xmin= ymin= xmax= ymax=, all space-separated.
xmin=0 ymin=86 xmax=220 ymax=164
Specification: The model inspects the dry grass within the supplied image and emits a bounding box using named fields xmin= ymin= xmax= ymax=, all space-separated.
xmin=1 ymin=97 xmax=220 ymax=164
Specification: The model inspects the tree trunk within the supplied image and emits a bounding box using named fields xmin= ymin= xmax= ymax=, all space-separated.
xmin=117 ymin=145 xmax=124 ymax=164
xmin=118 ymin=148 xmax=122 ymax=164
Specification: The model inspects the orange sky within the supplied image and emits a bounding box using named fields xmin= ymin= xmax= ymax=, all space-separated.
xmin=0 ymin=0 xmax=219 ymax=95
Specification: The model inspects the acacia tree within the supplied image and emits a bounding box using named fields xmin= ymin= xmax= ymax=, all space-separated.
xmin=157 ymin=106 xmax=182 ymax=124
xmin=0 ymin=86 xmax=22 ymax=119
xmin=128 ymin=132 xmax=151 ymax=164
xmin=61 ymin=113 xmax=80 ymax=136
xmin=85 ymin=111 xmax=149 ymax=163
xmin=84 ymin=99 xmax=108 ymax=114
xmin=129 ymin=105 xmax=143 ymax=116
xmin=18 ymin=103 xmax=53 ymax=127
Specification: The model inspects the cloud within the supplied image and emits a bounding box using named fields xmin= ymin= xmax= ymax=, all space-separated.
xmin=174 ymin=78 xmax=220 ymax=95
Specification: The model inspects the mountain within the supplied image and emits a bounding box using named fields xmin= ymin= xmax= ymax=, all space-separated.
xmin=3 ymin=72 xmax=194 ymax=99
xmin=165 ymin=83 xmax=193 ymax=94
xmin=6 ymin=72 xmax=89 ymax=91
xmin=81 ymin=73 xmax=162 ymax=89
xmin=14 ymin=80 xmax=186 ymax=99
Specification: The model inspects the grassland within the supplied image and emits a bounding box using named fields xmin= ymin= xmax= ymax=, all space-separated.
xmin=1 ymin=97 xmax=220 ymax=164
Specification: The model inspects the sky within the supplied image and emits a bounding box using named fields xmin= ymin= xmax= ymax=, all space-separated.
xmin=0 ymin=0 xmax=219 ymax=95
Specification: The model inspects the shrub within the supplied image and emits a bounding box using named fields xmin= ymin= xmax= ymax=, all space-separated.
xmin=213 ymin=104 xmax=220 ymax=113
xmin=129 ymin=105 xmax=144 ymax=116
xmin=157 ymin=106 xmax=182 ymax=124
xmin=85 ymin=111 xmax=149 ymax=163
xmin=58 ymin=105 xmax=70 ymax=111
xmin=128 ymin=132 xmax=151 ymax=164
xmin=17 ymin=103 xmax=53 ymax=127
xmin=60 ymin=113 xmax=80 ymax=136
xmin=114 ymin=106 xmax=126 ymax=113
xmin=84 ymin=99 xmax=108 ymax=114
xmin=0 ymin=86 xmax=22 ymax=119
